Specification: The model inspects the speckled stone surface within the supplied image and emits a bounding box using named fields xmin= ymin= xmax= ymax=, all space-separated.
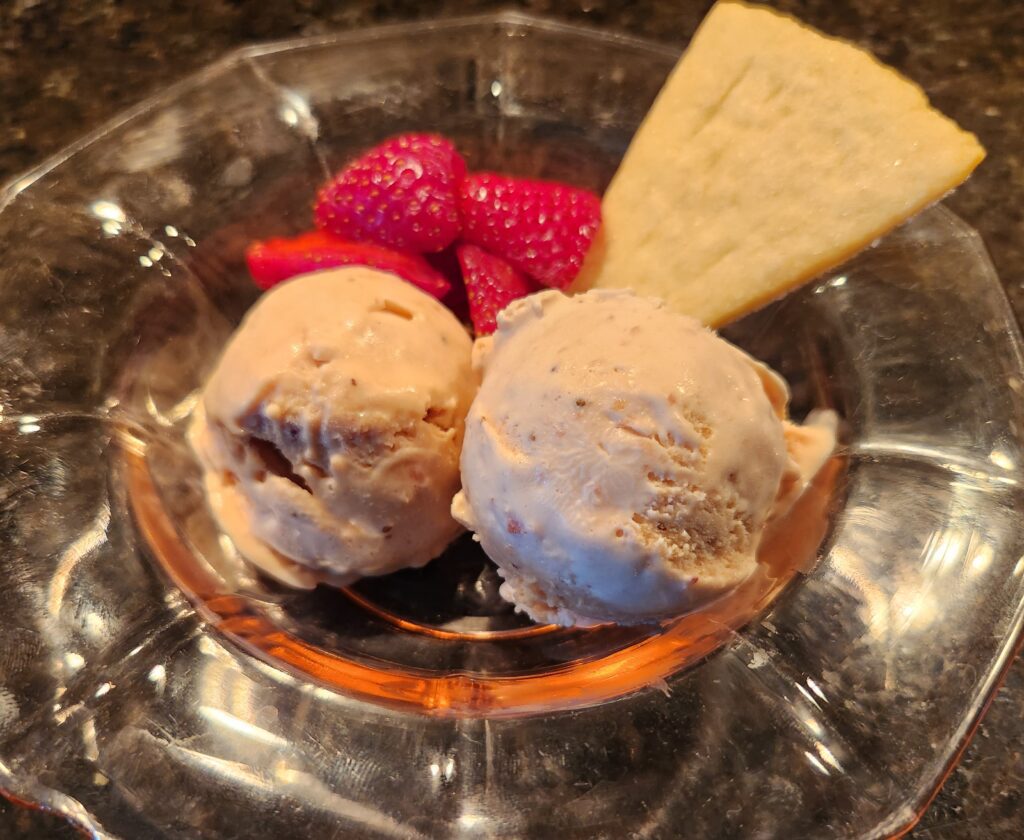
xmin=1 ymin=1 xmax=1022 ymax=838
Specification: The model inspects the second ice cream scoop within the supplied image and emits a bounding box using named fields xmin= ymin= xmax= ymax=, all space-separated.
xmin=452 ymin=289 xmax=834 ymax=626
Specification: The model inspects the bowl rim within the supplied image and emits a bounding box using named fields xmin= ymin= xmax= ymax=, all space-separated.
xmin=0 ymin=11 xmax=678 ymax=207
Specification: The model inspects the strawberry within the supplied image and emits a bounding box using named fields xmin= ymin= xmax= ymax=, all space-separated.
xmin=314 ymin=133 xmax=466 ymax=253
xmin=425 ymin=246 xmax=471 ymax=322
xmin=245 ymin=231 xmax=451 ymax=298
xmin=458 ymin=173 xmax=601 ymax=289
xmin=456 ymin=243 xmax=536 ymax=335
xmin=424 ymin=245 xmax=463 ymax=289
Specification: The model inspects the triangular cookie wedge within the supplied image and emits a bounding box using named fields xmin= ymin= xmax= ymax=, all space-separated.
xmin=575 ymin=1 xmax=985 ymax=326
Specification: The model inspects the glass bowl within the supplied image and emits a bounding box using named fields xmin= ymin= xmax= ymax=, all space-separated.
xmin=1 ymin=12 xmax=1023 ymax=840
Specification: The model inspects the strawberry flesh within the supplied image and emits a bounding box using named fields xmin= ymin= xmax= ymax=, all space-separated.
xmin=245 ymin=231 xmax=451 ymax=298
xmin=314 ymin=133 xmax=466 ymax=253
xmin=456 ymin=243 xmax=536 ymax=335
xmin=458 ymin=172 xmax=601 ymax=289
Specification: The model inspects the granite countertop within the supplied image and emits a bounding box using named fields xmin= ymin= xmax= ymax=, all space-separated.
xmin=1 ymin=1 xmax=1022 ymax=837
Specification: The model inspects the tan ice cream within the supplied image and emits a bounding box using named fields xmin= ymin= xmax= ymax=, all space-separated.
xmin=189 ymin=267 xmax=475 ymax=587
xmin=452 ymin=290 xmax=835 ymax=625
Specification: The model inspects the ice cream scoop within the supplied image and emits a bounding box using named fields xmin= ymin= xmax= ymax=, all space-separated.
xmin=452 ymin=289 xmax=835 ymax=626
xmin=189 ymin=266 xmax=475 ymax=587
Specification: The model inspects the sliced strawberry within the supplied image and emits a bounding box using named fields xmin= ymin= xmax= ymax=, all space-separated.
xmin=314 ymin=133 xmax=466 ymax=253
xmin=458 ymin=173 xmax=601 ymax=289
xmin=456 ymin=243 xmax=536 ymax=335
xmin=245 ymin=231 xmax=451 ymax=298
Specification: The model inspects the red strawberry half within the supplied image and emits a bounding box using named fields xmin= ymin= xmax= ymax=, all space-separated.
xmin=245 ymin=231 xmax=451 ymax=298
xmin=456 ymin=243 xmax=536 ymax=336
xmin=458 ymin=173 xmax=601 ymax=289
xmin=314 ymin=133 xmax=466 ymax=253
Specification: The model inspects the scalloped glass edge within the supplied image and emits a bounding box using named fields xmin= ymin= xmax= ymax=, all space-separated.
xmin=868 ymin=204 xmax=1024 ymax=839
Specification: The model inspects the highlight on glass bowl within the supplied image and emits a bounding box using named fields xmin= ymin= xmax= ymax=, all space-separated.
xmin=1 ymin=4 xmax=1022 ymax=838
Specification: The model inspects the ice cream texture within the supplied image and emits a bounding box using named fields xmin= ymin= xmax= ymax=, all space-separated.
xmin=189 ymin=266 xmax=476 ymax=587
xmin=451 ymin=290 xmax=835 ymax=625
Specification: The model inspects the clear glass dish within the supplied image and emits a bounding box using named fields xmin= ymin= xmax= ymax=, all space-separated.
xmin=1 ymin=13 xmax=1022 ymax=840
